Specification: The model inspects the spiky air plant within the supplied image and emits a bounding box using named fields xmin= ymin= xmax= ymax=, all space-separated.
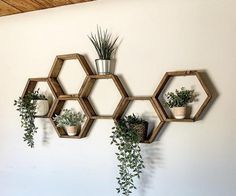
xmin=88 ymin=26 xmax=118 ymax=60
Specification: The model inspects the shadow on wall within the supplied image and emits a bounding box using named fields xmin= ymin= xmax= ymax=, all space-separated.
xmin=83 ymin=54 xmax=96 ymax=74
xmin=139 ymin=141 xmax=164 ymax=196
xmin=139 ymin=123 xmax=167 ymax=196
xmin=197 ymin=70 xmax=219 ymax=120
xmin=117 ymin=74 xmax=132 ymax=95
xmin=138 ymin=70 xmax=218 ymax=195
xmin=39 ymin=119 xmax=55 ymax=145
xmin=39 ymin=92 xmax=55 ymax=145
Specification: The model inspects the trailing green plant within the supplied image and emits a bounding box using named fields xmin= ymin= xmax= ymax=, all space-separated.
xmin=165 ymin=87 xmax=195 ymax=108
xmin=53 ymin=109 xmax=85 ymax=127
xmin=14 ymin=89 xmax=47 ymax=148
xmin=111 ymin=114 xmax=146 ymax=196
xmin=88 ymin=26 xmax=118 ymax=60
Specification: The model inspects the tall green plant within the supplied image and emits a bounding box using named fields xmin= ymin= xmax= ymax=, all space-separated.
xmin=88 ymin=26 xmax=118 ymax=60
xmin=165 ymin=87 xmax=195 ymax=108
xmin=14 ymin=89 xmax=46 ymax=148
xmin=111 ymin=114 xmax=145 ymax=196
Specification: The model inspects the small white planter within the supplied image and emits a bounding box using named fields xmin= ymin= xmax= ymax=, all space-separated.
xmin=171 ymin=107 xmax=186 ymax=119
xmin=64 ymin=125 xmax=81 ymax=136
xmin=35 ymin=100 xmax=49 ymax=116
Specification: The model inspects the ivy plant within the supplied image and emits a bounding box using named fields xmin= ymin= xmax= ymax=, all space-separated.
xmin=165 ymin=87 xmax=195 ymax=108
xmin=14 ymin=89 xmax=46 ymax=148
xmin=111 ymin=114 xmax=146 ymax=196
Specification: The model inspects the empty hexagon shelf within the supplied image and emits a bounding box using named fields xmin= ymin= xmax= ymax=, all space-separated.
xmin=48 ymin=53 xmax=94 ymax=97
xmin=115 ymin=96 xmax=165 ymax=143
xmin=22 ymin=77 xmax=61 ymax=118
xmin=152 ymin=70 xmax=212 ymax=122
xmin=79 ymin=74 xmax=128 ymax=119
xmin=49 ymin=95 xmax=94 ymax=139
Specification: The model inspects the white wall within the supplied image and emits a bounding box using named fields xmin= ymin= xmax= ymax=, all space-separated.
xmin=0 ymin=0 xmax=236 ymax=195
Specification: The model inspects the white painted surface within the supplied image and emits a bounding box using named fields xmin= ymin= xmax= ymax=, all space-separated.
xmin=0 ymin=0 xmax=236 ymax=195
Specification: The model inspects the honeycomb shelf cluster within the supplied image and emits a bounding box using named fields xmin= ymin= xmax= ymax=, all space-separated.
xmin=22 ymin=53 xmax=212 ymax=143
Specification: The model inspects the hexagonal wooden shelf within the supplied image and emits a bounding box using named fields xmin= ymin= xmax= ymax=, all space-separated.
xmin=48 ymin=53 xmax=94 ymax=97
xmin=115 ymin=96 xmax=165 ymax=143
xmin=22 ymin=77 xmax=62 ymax=118
xmin=79 ymin=74 xmax=128 ymax=119
xmin=21 ymin=59 xmax=214 ymax=143
xmin=49 ymin=95 xmax=94 ymax=139
xmin=152 ymin=70 xmax=212 ymax=122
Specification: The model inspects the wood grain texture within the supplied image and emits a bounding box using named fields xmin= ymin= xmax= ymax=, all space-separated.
xmin=114 ymin=97 xmax=165 ymax=144
xmin=0 ymin=0 xmax=94 ymax=17
xmin=48 ymin=78 xmax=65 ymax=97
xmin=48 ymin=53 xmax=94 ymax=97
xmin=48 ymin=53 xmax=94 ymax=78
xmin=22 ymin=77 xmax=59 ymax=118
xmin=79 ymin=74 xmax=128 ymax=119
xmin=49 ymin=97 xmax=94 ymax=139
xmin=3 ymin=0 xmax=43 ymax=11
xmin=21 ymin=60 xmax=212 ymax=143
xmin=0 ymin=1 xmax=20 ymax=16
xmin=152 ymin=70 xmax=212 ymax=122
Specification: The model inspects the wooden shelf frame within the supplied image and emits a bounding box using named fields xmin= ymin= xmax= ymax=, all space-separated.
xmin=49 ymin=95 xmax=94 ymax=139
xmin=48 ymin=53 xmax=94 ymax=97
xmin=152 ymin=70 xmax=212 ymax=122
xmin=79 ymin=74 xmax=128 ymax=119
xmin=21 ymin=55 xmax=213 ymax=144
xmin=115 ymin=96 xmax=165 ymax=143
xmin=22 ymin=77 xmax=61 ymax=118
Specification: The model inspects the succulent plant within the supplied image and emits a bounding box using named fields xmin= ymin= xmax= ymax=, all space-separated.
xmin=88 ymin=26 xmax=118 ymax=60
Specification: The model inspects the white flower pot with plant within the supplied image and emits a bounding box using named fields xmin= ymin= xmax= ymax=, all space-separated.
xmin=14 ymin=89 xmax=48 ymax=148
xmin=35 ymin=99 xmax=49 ymax=117
xmin=28 ymin=90 xmax=49 ymax=117
xmin=111 ymin=114 xmax=147 ymax=196
xmin=88 ymin=26 xmax=118 ymax=75
xmin=53 ymin=109 xmax=85 ymax=136
xmin=165 ymin=87 xmax=195 ymax=119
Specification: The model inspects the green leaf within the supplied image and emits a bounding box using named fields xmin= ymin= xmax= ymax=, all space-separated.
xmin=110 ymin=114 xmax=145 ymax=195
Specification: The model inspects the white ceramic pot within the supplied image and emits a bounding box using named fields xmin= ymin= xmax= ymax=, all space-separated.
xmin=35 ymin=100 xmax=49 ymax=116
xmin=64 ymin=125 xmax=81 ymax=136
xmin=171 ymin=107 xmax=186 ymax=119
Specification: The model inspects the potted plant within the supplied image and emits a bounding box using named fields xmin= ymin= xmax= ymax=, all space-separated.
xmin=165 ymin=87 xmax=195 ymax=119
xmin=14 ymin=89 xmax=49 ymax=147
xmin=88 ymin=26 xmax=118 ymax=75
xmin=53 ymin=109 xmax=85 ymax=136
xmin=111 ymin=114 xmax=147 ymax=195
xmin=34 ymin=93 xmax=49 ymax=117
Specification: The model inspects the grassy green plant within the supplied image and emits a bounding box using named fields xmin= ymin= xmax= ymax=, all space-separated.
xmin=88 ymin=26 xmax=118 ymax=60
xmin=111 ymin=114 xmax=146 ymax=196
xmin=14 ymin=89 xmax=47 ymax=148
xmin=53 ymin=109 xmax=85 ymax=127
xmin=165 ymin=87 xmax=195 ymax=108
